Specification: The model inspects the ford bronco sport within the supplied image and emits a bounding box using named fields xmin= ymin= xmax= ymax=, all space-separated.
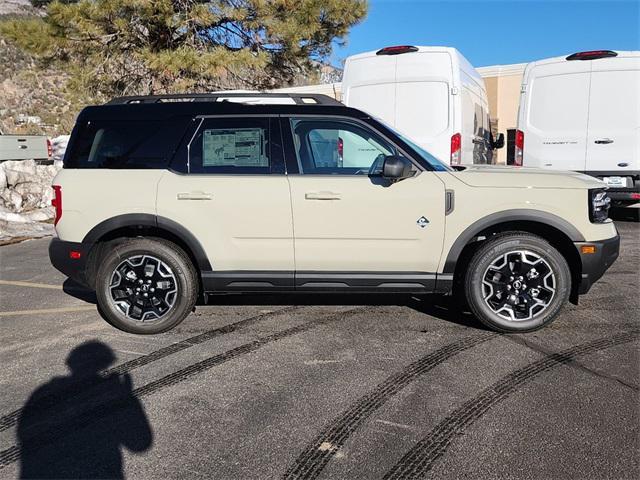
xmin=49 ymin=93 xmax=619 ymax=334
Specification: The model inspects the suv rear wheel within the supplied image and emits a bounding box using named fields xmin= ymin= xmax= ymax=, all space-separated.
xmin=464 ymin=232 xmax=571 ymax=333
xmin=95 ymin=238 xmax=198 ymax=334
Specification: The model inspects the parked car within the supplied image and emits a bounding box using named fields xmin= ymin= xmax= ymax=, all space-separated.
xmin=516 ymin=50 xmax=640 ymax=212
xmin=0 ymin=129 xmax=51 ymax=162
xmin=342 ymin=45 xmax=504 ymax=166
xmin=49 ymin=93 xmax=618 ymax=335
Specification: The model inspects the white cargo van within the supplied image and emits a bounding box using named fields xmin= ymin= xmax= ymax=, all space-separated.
xmin=342 ymin=45 xmax=503 ymax=165
xmin=516 ymin=50 xmax=640 ymax=209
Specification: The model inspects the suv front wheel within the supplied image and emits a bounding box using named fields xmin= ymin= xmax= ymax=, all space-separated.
xmin=464 ymin=232 xmax=571 ymax=333
xmin=95 ymin=238 xmax=198 ymax=334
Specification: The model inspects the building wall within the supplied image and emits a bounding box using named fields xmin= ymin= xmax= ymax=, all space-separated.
xmin=477 ymin=63 xmax=526 ymax=164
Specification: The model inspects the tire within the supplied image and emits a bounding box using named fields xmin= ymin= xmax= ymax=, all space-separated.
xmin=464 ymin=232 xmax=570 ymax=333
xmin=95 ymin=238 xmax=198 ymax=334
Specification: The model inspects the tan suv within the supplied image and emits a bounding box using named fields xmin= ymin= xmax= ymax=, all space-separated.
xmin=49 ymin=93 xmax=619 ymax=334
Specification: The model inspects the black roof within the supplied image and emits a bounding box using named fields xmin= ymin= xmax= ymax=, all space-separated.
xmin=79 ymin=94 xmax=365 ymax=122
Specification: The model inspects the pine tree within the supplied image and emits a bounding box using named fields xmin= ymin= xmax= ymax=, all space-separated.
xmin=1 ymin=0 xmax=367 ymax=98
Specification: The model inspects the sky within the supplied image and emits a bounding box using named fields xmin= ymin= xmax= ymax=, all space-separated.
xmin=331 ymin=0 xmax=640 ymax=68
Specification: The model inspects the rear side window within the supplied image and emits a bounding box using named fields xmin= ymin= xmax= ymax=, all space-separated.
xmin=65 ymin=119 xmax=188 ymax=169
xmin=188 ymin=117 xmax=273 ymax=174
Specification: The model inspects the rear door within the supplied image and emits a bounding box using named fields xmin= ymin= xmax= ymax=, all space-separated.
xmin=524 ymin=62 xmax=591 ymax=170
xmin=586 ymin=57 xmax=640 ymax=175
xmin=157 ymin=116 xmax=294 ymax=289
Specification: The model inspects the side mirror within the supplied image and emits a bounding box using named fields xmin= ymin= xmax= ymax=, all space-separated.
xmin=382 ymin=155 xmax=413 ymax=180
xmin=492 ymin=133 xmax=505 ymax=150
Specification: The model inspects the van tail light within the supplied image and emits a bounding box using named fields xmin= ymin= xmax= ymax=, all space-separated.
xmin=337 ymin=136 xmax=343 ymax=165
xmin=52 ymin=185 xmax=62 ymax=226
xmin=514 ymin=129 xmax=524 ymax=166
xmin=450 ymin=133 xmax=461 ymax=165
xmin=47 ymin=138 xmax=53 ymax=158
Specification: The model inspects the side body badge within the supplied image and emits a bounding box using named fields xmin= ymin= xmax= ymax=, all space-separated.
xmin=417 ymin=216 xmax=430 ymax=228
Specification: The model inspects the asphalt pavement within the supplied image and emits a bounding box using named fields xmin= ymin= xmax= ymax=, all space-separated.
xmin=0 ymin=218 xmax=638 ymax=479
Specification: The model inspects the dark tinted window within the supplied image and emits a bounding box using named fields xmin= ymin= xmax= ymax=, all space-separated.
xmin=65 ymin=119 xmax=188 ymax=168
xmin=189 ymin=118 xmax=272 ymax=174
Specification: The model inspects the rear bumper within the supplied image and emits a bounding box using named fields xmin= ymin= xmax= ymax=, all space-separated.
xmin=49 ymin=238 xmax=92 ymax=287
xmin=575 ymin=234 xmax=620 ymax=295
xmin=607 ymin=191 xmax=640 ymax=203
xmin=583 ymin=171 xmax=640 ymax=204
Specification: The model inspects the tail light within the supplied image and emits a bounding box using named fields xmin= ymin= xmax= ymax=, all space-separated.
xmin=450 ymin=133 xmax=461 ymax=165
xmin=337 ymin=136 xmax=343 ymax=166
xmin=52 ymin=185 xmax=62 ymax=226
xmin=47 ymin=138 xmax=53 ymax=158
xmin=514 ymin=129 xmax=524 ymax=166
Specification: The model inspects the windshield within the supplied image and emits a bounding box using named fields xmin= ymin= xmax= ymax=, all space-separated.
xmin=369 ymin=118 xmax=452 ymax=172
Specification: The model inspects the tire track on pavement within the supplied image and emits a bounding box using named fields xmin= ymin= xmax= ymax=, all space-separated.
xmin=383 ymin=329 xmax=640 ymax=480
xmin=0 ymin=307 xmax=365 ymax=469
xmin=0 ymin=306 xmax=300 ymax=433
xmin=282 ymin=332 xmax=496 ymax=480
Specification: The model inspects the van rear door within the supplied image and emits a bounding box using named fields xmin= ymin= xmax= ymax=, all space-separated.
xmin=524 ymin=61 xmax=590 ymax=170
xmin=342 ymin=54 xmax=397 ymax=124
xmin=586 ymin=57 xmax=640 ymax=176
xmin=394 ymin=52 xmax=452 ymax=162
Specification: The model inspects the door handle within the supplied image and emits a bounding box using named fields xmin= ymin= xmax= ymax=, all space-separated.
xmin=305 ymin=191 xmax=341 ymax=200
xmin=472 ymin=138 xmax=484 ymax=145
xmin=177 ymin=191 xmax=212 ymax=200
xmin=594 ymin=138 xmax=614 ymax=144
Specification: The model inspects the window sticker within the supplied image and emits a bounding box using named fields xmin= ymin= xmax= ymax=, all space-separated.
xmin=202 ymin=128 xmax=267 ymax=167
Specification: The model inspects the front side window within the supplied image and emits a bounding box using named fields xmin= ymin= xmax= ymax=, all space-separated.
xmin=189 ymin=118 xmax=271 ymax=174
xmin=290 ymin=118 xmax=396 ymax=175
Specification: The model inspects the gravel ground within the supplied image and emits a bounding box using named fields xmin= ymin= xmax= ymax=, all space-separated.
xmin=0 ymin=218 xmax=637 ymax=480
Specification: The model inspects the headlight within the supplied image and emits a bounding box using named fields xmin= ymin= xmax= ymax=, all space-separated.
xmin=589 ymin=189 xmax=611 ymax=223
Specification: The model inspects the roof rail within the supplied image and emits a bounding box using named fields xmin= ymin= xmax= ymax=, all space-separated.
xmin=106 ymin=92 xmax=342 ymax=106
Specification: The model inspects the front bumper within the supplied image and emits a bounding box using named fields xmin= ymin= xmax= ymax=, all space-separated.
xmin=575 ymin=234 xmax=620 ymax=294
xmin=49 ymin=238 xmax=92 ymax=287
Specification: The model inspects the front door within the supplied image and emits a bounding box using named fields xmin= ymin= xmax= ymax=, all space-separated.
xmin=283 ymin=116 xmax=446 ymax=291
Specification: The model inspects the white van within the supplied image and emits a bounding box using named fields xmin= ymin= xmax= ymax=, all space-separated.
xmin=516 ymin=50 xmax=640 ymax=209
xmin=342 ymin=45 xmax=503 ymax=165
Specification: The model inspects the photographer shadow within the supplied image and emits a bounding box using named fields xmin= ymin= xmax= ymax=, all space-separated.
xmin=18 ymin=341 xmax=152 ymax=479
